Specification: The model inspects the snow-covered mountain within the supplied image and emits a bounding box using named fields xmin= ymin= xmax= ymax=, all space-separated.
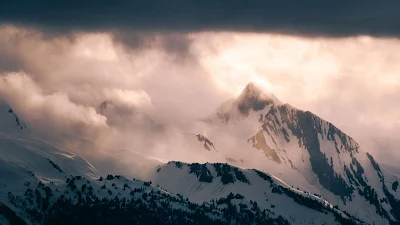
xmin=0 ymin=83 xmax=399 ymax=225
xmin=200 ymin=82 xmax=400 ymax=225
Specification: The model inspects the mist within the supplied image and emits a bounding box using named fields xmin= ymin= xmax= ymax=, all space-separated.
xmin=0 ymin=25 xmax=399 ymax=178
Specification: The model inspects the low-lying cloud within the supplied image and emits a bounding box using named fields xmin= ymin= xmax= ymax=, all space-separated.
xmin=0 ymin=72 xmax=108 ymax=133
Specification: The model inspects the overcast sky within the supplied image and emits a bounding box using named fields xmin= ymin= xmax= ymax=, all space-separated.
xmin=0 ymin=2 xmax=399 ymax=165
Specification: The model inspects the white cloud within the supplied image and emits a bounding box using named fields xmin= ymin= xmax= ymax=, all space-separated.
xmin=103 ymin=88 xmax=152 ymax=108
xmin=0 ymin=72 xmax=108 ymax=132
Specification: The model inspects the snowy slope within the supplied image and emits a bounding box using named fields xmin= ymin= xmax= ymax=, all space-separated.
xmin=0 ymin=135 xmax=293 ymax=224
xmin=0 ymin=129 xmax=101 ymax=208
xmin=152 ymin=161 xmax=361 ymax=225
xmin=382 ymin=164 xmax=400 ymax=200
xmin=1 ymin=149 xmax=361 ymax=225
xmin=4 ymin=171 xmax=296 ymax=225
xmin=199 ymin=82 xmax=400 ymax=225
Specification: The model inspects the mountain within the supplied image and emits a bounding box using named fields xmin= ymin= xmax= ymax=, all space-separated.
xmin=201 ymin=82 xmax=400 ymax=225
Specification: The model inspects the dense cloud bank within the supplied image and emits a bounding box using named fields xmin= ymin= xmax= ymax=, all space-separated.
xmin=1 ymin=1 xmax=400 ymax=38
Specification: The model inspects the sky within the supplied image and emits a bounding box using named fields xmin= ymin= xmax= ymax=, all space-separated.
xmin=0 ymin=2 xmax=399 ymax=166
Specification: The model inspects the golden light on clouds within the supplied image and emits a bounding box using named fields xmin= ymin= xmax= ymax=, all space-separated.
xmin=193 ymin=33 xmax=400 ymax=163
xmin=73 ymin=33 xmax=118 ymax=62
xmin=193 ymin=32 xmax=400 ymax=110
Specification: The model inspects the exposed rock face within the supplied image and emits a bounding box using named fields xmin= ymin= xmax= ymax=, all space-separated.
xmin=7 ymin=108 xmax=27 ymax=131
xmin=208 ymin=83 xmax=281 ymax=124
xmin=277 ymin=105 xmax=356 ymax=199
xmin=196 ymin=134 xmax=216 ymax=151
xmin=235 ymin=82 xmax=275 ymax=116
xmin=248 ymin=130 xmax=281 ymax=163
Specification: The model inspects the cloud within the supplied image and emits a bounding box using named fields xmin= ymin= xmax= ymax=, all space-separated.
xmin=0 ymin=27 xmax=197 ymax=110
xmin=0 ymin=72 xmax=108 ymax=134
xmin=1 ymin=1 xmax=400 ymax=38
xmin=112 ymin=31 xmax=195 ymax=61
xmin=0 ymin=26 xmax=229 ymax=152
xmin=103 ymin=88 xmax=152 ymax=108
xmin=0 ymin=41 xmax=25 ymax=73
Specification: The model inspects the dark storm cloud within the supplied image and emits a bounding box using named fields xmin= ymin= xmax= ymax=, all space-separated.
xmin=112 ymin=31 xmax=194 ymax=61
xmin=1 ymin=1 xmax=400 ymax=37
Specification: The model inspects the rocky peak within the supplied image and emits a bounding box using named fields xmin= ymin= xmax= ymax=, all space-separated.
xmin=235 ymin=82 xmax=281 ymax=116
xmin=195 ymin=134 xmax=216 ymax=151
xmin=207 ymin=82 xmax=284 ymax=123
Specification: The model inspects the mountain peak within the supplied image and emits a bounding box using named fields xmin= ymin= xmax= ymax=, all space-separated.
xmin=235 ymin=82 xmax=281 ymax=116
xmin=244 ymin=81 xmax=261 ymax=91
xmin=241 ymin=82 xmax=263 ymax=98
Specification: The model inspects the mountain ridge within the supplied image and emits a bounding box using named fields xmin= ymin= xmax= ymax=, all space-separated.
xmin=199 ymin=83 xmax=400 ymax=224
